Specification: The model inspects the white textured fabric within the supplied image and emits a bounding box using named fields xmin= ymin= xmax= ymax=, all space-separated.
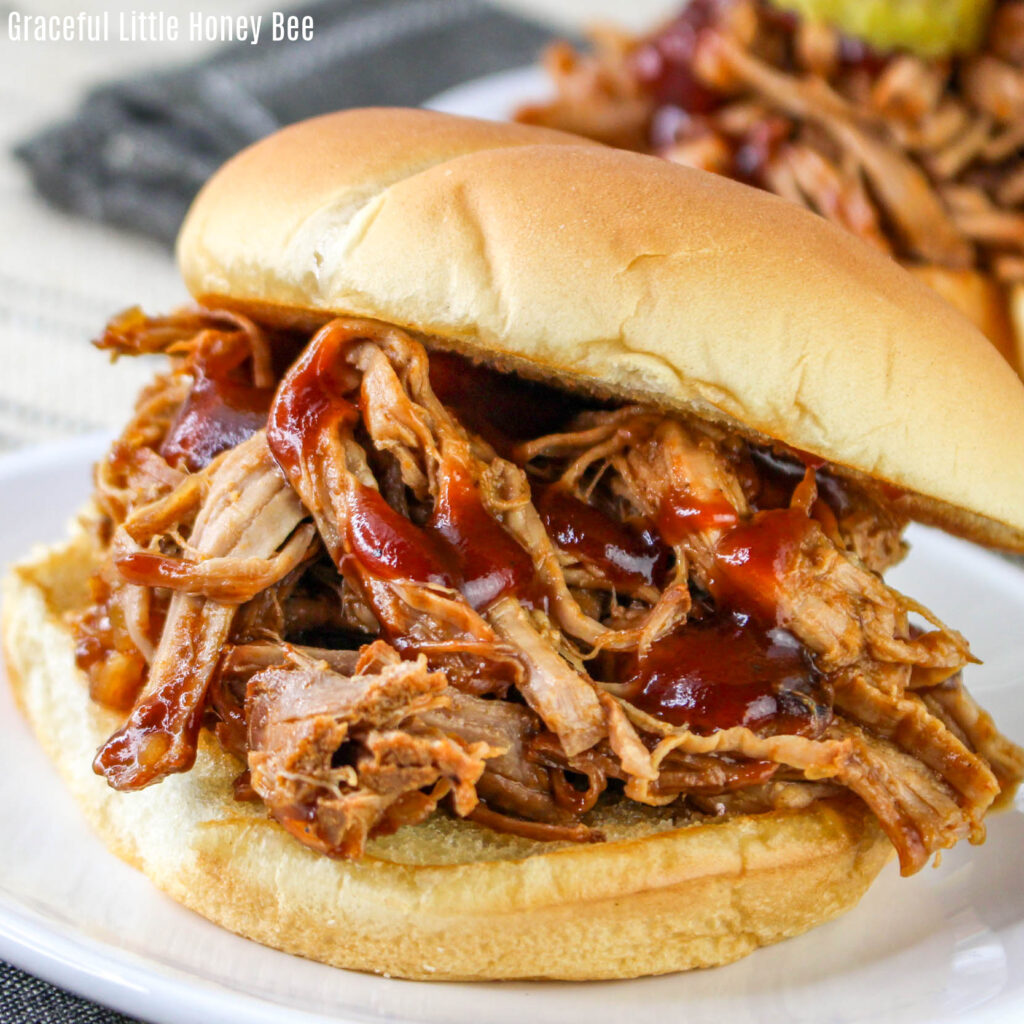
xmin=0 ymin=1 xmax=266 ymax=451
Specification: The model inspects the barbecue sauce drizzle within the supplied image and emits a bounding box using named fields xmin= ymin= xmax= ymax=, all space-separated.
xmin=626 ymin=609 xmax=824 ymax=735
xmin=267 ymin=325 xmax=541 ymax=618
xmin=161 ymin=334 xmax=277 ymax=471
xmin=267 ymin=325 xmax=838 ymax=738
xmin=429 ymin=461 xmax=538 ymax=610
xmin=625 ymin=458 xmax=831 ymax=737
xmin=536 ymin=483 xmax=670 ymax=591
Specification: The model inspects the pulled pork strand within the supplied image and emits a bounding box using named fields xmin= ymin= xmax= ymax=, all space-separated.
xmin=265 ymin=319 xmax=610 ymax=757
xmin=603 ymin=415 xmax=969 ymax=675
xmin=247 ymin=643 xmax=498 ymax=858
xmin=93 ymin=432 xmax=312 ymax=789
xmin=922 ymin=674 xmax=1024 ymax=792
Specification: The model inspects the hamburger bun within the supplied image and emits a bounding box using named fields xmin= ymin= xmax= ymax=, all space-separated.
xmin=178 ymin=108 xmax=1024 ymax=552
xmin=907 ymin=264 xmax=1021 ymax=373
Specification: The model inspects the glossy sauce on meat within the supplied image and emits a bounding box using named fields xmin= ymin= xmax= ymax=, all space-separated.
xmin=269 ymin=334 xmax=539 ymax=611
xmin=627 ymin=610 xmax=824 ymax=736
xmin=537 ymin=483 xmax=670 ymax=589
xmin=267 ymin=324 xmax=361 ymax=482
xmin=73 ymin=575 xmax=166 ymax=712
xmin=346 ymin=468 xmax=536 ymax=612
xmin=428 ymin=350 xmax=601 ymax=453
xmin=711 ymin=508 xmax=816 ymax=623
xmin=94 ymin=674 xmax=201 ymax=780
xmin=161 ymin=343 xmax=275 ymax=471
xmin=429 ymin=461 xmax=537 ymax=609
xmin=748 ymin=446 xmax=851 ymax=518
xmin=636 ymin=460 xmax=830 ymax=736
xmin=656 ymin=487 xmax=739 ymax=544
xmin=347 ymin=482 xmax=456 ymax=587
xmin=115 ymin=551 xmax=195 ymax=589
xmin=270 ymin=331 xmax=828 ymax=737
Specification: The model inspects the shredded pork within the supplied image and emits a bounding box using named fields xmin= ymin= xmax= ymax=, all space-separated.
xmin=74 ymin=307 xmax=1023 ymax=873
xmin=247 ymin=643 xmax=495 ymax=857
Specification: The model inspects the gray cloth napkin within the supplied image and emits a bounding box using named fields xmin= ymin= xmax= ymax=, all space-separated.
xmin=3 ymin=2 xmax=557 ymax=1019
xmin=0 ymin=962 xmax=138 ymax=1023
xmin=15 ymin=0 xmax=560 ymax=245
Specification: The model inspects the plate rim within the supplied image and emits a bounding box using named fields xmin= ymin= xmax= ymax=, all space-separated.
xmin=0 ymin=891 xmax=367 ymax=1024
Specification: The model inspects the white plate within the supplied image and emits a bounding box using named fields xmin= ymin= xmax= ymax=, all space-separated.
xmin=426 ymin=65 xmax=549 ymax=121
xmin=2 ymin=436 xmax=1024 ymax=1024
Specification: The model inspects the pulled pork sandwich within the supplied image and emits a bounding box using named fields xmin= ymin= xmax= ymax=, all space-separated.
xmin=517 ymin=0 xmax=1024 ymax=374
xmin=4 ymin=108 xmax=1024 ymax=981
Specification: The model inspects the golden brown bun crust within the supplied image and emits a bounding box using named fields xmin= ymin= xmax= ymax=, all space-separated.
xmin=178 ymin=109 xmax=1024 ymax=552
xmin=1 ymin=523 xmax=891 ymax=980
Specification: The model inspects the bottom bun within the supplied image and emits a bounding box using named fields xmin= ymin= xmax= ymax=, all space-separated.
xmin=1 ymin=520 xmax=892 ymax=981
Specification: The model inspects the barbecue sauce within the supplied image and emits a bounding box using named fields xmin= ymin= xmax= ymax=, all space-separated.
xmin=636 ymin=463 xmax=827 ymax=736
xmin=651 ymin=471 xmax=818 ymax=626
xmin=428 ymin=461 xmax=537 ymax=610
xmin=115 ymin=551 xmax=201 ymax=590
xmin=627 ymin=610 xmax=823 ymax=736
xmin=748 ymin=446 xmax=851 ymax=519
xmin=268 ymin=328 xmax=540 ymax=611
xmin=161 ymin=339 xmax=275 ymax=471
xmin=631 ymin=0 xmax=728 ymax=113
xmin=267 ymin=323 xmax=361 ymax=482
xmin=93 ymin=681 xmax=201 ymax=788
xmin=536 ymin=484 xmax=670 ymax=590
xmin=428 ymin=350 xmax=599 ymax=454
xmin=265 ymin=326 xmax=449 ymax=587
xmin=710 ymin=507 xmax=815 ymax=623
xmin=345 ymin=467 xmax=536 ymax=612
xmin=268 ymin=325 xmax=832 ymax=740
xmin=656 ymin=488 xmax=738 ymax=544
xmin=347 ymin=480 xmax=455 ymax=588
xmin=74 ymin=582 xmax=147 ymax=712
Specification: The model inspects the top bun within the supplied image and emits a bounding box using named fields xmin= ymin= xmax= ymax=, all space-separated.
xmin=177 ymin=108 xmax=1024 ymax=552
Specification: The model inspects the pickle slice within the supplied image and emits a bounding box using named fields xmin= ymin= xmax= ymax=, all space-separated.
xmin=770 ymin=0 xmax=994 ymax=56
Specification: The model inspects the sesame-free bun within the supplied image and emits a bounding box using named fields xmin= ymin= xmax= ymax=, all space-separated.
xmin=1 ymin=522 xmax=891 ymax=980
xmin=178 ymin=108 xmax=1024 ymax=552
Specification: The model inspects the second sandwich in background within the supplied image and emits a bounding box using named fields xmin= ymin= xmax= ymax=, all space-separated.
xmin=518 ymin=0 xmax=1024 ymax=375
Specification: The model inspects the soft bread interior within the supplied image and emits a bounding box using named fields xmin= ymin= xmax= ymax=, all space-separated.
xmin=1 ymin=518 xmax=891 ymax=980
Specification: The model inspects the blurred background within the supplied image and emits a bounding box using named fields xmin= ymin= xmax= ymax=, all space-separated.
xmin=0 ymin=0 xmax=678 ymax=453
xmin=6 ymin=0 xmax=1024 ymax=454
